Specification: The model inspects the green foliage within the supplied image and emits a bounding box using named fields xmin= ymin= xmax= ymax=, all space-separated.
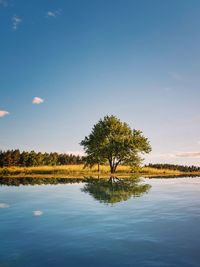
xmin=146 ymin=163 xmax=200 ymax=173
xmin=0 ymin=150 xmax=84 ymax=167
xmin=81 ymin=115 xmax=151 ymax=173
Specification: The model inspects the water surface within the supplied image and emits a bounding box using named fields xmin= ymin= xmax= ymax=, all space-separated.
xmin=0 ymin=177 xmax=200 ymax=267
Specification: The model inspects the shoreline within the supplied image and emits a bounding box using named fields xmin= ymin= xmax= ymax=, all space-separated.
xmin=0 ymin=165 xmax=200 ymax=179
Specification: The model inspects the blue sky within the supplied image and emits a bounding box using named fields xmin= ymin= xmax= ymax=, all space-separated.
xmin=1 ymin=0 xmax=200 ymax=165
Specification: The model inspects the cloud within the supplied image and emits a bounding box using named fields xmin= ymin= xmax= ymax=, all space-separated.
xmin=151 ymin=151 xmax=200 ymax=159
xmin=46 ymin=9 xmax=61 ymax=18
xmin=0 ymin=203 xmax=10 ymax=208
xmin=65 ymin=151 xmax=85 ymax=156
xmin=33 ymin=210 xmax=43 ymax=216
xmin=198 ymin=141 xmax=200 ymax=145
xmin=32 ymin=97 xmax=44 ymax=104
xmin=147 ymin=152 xmax=174 ymax=158
xmin=175 ymin=152 xmax=200 ymax=158
xmin=12 ymin=15 xmax=22 ymax=30
xmin=0 ymin=110 xmax=9 ymax=117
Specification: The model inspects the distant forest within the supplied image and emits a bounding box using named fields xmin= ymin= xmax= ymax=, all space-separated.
xmin=0 ymin=150 xmax=84 ymax=167
xmin=146 ymin=163 xmax=200 ymax=172
xmin=1 ymin=150 xmax=200 ymax=172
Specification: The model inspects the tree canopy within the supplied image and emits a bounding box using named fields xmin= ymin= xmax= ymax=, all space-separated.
xmin=0 ymin=150 xmax=84 ymax=167
xmin=80 ymin=115 xmax=151 ymax=173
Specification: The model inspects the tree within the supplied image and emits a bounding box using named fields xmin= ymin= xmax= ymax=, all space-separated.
xmin=0 ymin=150 xmax=84 ymax=167
xmin=80 ymin=115 xmax=151 ymax=173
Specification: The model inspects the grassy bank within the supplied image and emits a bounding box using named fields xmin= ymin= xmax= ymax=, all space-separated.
xmin=0 ymin=165 xmax=200 ymax=178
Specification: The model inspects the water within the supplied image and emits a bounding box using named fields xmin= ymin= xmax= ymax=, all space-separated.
xmin=0 ymin=177 xmax=200 ymax=267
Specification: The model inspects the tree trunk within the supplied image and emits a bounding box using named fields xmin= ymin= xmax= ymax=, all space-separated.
xmin=110 ymin=164 xmax=116 ymax=174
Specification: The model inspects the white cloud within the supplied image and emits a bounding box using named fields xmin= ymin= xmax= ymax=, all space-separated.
xmin=147 ymin=152 xmax=174 ymax=158
xmin=33 ymin=210 xmax=43 ymax=216
xmin=175 ymin=152 xmax=200 ymax=158
xmin=150 ymin=151 xmax=200 ymax=159
xmin=0 ymin=110 xmax=9 ymax=117
xmin=32 ymin=97 xmax=44 ymax=104
xmin=46 ymin=9 xmax=61 ymax=18
xmin=146 ymin=150 xmax=200 ymax=165
xmin=12 ymin=15 xmax=22 ymax=30
xmin=65 ymin=151 xmax=85 ymax=156
xmin=0 ymin=203 xmax=10 ymax=208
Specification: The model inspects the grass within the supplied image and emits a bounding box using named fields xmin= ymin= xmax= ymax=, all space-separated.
xmin=140 ymin=167 xmax=182 ymax=175
xmin=0 ymin=164 xmax=200 ymax=178
xmin=0 ymin=165 xmax=130 ymax=178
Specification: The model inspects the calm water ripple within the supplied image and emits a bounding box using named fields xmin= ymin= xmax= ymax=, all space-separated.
xmin=0 ymin=177 xmax=200 ymax=267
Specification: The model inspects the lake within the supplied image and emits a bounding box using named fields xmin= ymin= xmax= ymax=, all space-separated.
xmin=0 ymin=177 xmax=200 ymax=267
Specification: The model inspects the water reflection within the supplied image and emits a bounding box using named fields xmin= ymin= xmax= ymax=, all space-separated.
xmin=0 ymin=177 xmax=84 ymax=186
xmin=82 ymin=176 xmax=151 ymax=204
xmin=0 ymin=176 xmax=151 ymax=204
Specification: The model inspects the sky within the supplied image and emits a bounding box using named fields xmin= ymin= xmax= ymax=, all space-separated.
xmin=1 ymin=0 xmax=200 ymax=165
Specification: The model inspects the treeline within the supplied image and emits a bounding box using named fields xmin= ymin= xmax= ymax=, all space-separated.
xmin=1 ymin=150 xmax=200 ymax=172
xmin=0 ymin=150 xmax=84 ymax=167
xmin=146 ymin=163 xmax=200 ymax=172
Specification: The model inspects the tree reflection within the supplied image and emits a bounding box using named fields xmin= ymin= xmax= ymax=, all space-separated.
xmin=0 ymin=177 xmax=84 ymax=186
xmin=82 ymin=177 xmax=151 ymax=204
xmin=0 ymin=177 xmax=151 ymax=205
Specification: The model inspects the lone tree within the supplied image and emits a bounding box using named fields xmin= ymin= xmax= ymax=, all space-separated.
xmin=80 ymin=115 xmax=151 ymax=173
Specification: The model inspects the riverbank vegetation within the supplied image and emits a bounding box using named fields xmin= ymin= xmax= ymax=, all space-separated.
xmin=0 ymin=150 xmax=84 ymax=167
xmin=1 ymin=164 xmax=200 ymax=178
xmin=1 ymin=149 xmax=200 ymax=178
xmin=146 ymin=163 xmax=200 ymax=173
